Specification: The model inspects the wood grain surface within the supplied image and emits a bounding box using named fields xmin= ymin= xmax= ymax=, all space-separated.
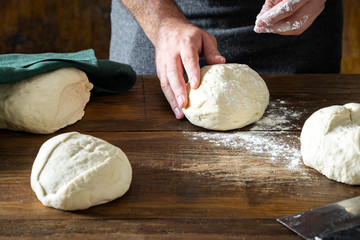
xmin=342 ymin=0 xmax=360 ymax=74
xmin=0 ymin=0 xmax=111 ymax=59
xmin=1 ymin=74 xmax=360 ymax=239
xmin=0 ymin=0 xmax=359 ymax=73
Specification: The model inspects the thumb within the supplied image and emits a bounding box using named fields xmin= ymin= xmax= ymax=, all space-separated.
xmin=202 ymin=34 xmax=226 ymax=65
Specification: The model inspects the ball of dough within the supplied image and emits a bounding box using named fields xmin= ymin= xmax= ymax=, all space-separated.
xmin=301 ymin=103 xmax=360 ymax=185
xmin=0 ymin=68 xmax=93 ymax=134
xmin=31 ymin=132 xmax=132 ymax=210
xmin=183 ymin=64 xmax=269 ymax=131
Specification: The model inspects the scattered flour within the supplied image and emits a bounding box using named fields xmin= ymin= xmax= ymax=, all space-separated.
xmin=251 ymin=98 xmax=303 ymax=130
xmin=175 ymin=99 xmax=306 ymax=185
xmin=184 ymin=131 xmax=302 ymax=170
xmin=178 ymin=98 xmax=305 ymax=180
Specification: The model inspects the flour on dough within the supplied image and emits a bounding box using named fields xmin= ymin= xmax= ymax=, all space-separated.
xmin=31 ymin=132 xmax=132 ymax=210
xmin=182 ymin=64 xmax=269 ymax=131
xmin=0 ymin=68 xmax=93 ymax=134
xmin=301 ymin=103 xmax=360 ymax=185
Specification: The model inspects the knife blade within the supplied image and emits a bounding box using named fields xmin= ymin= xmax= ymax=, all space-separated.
xmin=277 ymin=196 xmax=360 ymax=240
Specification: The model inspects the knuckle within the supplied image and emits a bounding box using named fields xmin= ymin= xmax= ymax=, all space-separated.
xmin=179 ymin=34 xmax=197 ymax=47
xmin=188 ymin=26 xmax=202 ymax=35
xmin=170 ymin=100 xmax=178 ymax=110
xmin=157 ymin=69 xmax=167 ymax=80
xmin=204 ymin=32 xmax=217 ymax=44
xmin=172 ymin=85 xmax=186 ymax=98
xmin=276 ymin=1 xmax=298 ymax=18
xmin=160 ymin=80 xmax=171 ymax=92
xmin=179 ymin=28 xmax=203 ymax=46
xmin=172 ymin=85 xmax=184 ymax=95
xmin=207 ymin=48 xmax=219 ymax=56
xmin=167 ymin=69 xmax=179 ymax=81
xmin=179 ymin=36 xmax=191 ymax=46
xmin=212 ymin=35 xmax=217 ymax=43
xmin=182 ymin=55 xmax=196 ymax=65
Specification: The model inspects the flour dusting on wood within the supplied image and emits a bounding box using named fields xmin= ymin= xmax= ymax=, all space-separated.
xmin=184 ymin=131 xmax=302 ymax=170
xmin=176 ymin=99 xmax=307 ymax=184
xmin=251 ymin=99 xmax=303 ymax=130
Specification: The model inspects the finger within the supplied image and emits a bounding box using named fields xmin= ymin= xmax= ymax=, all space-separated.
xmin=256 ymin=0 xmax=309 ymax=28
xmin=167 ymin=55 xmax=188 ymax=116
xmin=256 ymin=0 xmax=283 ymax=20
xmin=180 ymin=46 xmax=201 ymax=90
xmin=276 ymin=5 xmax=322 ymax=35
xmin=202 ymin=34 xmax=226 ymax=65
xmin=156 ymin=63 xmax=183 ymax=119
xmin=156 ymin=53 xmax=185 ymax=119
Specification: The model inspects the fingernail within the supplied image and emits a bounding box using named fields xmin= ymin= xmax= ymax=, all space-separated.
xmin=215 ymin=55 xmax=226 ymax=62
xmin=254 ymin=26 xmax=272 ymax=33
xmin=177 ymin=96 xmax=184 ymax=108
xmin=254 ymin=26 xmax=262 ymax=33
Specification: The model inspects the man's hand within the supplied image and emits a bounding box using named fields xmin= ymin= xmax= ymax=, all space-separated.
xmin=254 ymin=0 xmax=326 ymax=35
xmin=155 ymin=19 xmax=225 ymax=119
xmin=121 ymin=0 xmax=225 ymax=119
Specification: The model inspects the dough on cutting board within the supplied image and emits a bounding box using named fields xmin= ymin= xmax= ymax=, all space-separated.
xmin=300 ymin=103 xmax=360 ymax=185
xmin=31 ymin=132 xmax=132 ymax=211
xmin=182 ymin=64 xmax=269 ymax=131
xmin=0 ymin=68 xmax=93 ymax=134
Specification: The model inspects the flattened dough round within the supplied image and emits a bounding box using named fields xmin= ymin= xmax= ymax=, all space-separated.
xmin=31 ymin=132 xmax=132 ymax=210
xmin=182 ymin=64 xmax=269 ymax=131
xmin=301 ymin=103 xmax=360 ymax=185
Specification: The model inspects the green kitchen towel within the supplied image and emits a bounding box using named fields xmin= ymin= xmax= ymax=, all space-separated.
xmin=0 ymin=49 xmax=136 ymax=95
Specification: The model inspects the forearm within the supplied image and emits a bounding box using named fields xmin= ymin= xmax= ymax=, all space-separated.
xmin=120 ymin=0 xmax=188 ymax=45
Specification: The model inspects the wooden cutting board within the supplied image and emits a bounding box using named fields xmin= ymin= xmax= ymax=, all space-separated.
xmin=1 ymin=74 xmax=360 ymax=239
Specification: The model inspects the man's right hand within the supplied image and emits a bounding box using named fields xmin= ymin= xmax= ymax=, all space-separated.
xmin=155 ymin=19 xmax=225 ymax=119
xmin=120 ymin=0 xmax=225 ymax=119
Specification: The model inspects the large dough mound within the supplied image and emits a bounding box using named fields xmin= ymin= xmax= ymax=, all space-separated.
xmin=31 ymin=132 xmax=132 ymax=210
xmin=183 ymin=64 xmax=269 ymax=131
xmin=301 ymin=103 xmax=360 ymax=185
xmin=0 ymin=68 xmax=93 ymax=134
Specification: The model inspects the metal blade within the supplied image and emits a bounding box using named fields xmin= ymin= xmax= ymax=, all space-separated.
xmin=277 ymin=196 xmax=360 ymax=240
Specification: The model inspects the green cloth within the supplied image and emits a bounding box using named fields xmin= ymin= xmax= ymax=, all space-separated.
xmin=0 ymin=49 xmax=136 ymax=95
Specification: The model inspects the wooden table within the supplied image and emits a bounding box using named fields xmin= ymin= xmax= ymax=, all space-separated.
xmin=1 ymin=74 xmax=360 ymax=239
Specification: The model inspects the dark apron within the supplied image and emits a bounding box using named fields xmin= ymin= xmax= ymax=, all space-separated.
xmin=110 ymin=0 xmax=343 ymax=74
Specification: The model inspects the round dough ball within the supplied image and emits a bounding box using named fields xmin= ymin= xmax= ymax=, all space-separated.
xmin=0 ymin=68 xmax=93 ymax=134
xmin=301 ymin=103 xmax=360 ymax=185
xmin=31 ymin=132 xmax=132 ymax=210
xmin=182 ymin=64 xmax=269 ymax=131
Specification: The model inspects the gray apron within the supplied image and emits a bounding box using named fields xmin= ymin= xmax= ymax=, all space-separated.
xmin=110 ymin=0 xmax=343 ymax=74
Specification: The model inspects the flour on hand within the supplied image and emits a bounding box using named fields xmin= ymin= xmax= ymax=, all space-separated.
xmin=254 ymin=0 xmax=309 ymax=33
